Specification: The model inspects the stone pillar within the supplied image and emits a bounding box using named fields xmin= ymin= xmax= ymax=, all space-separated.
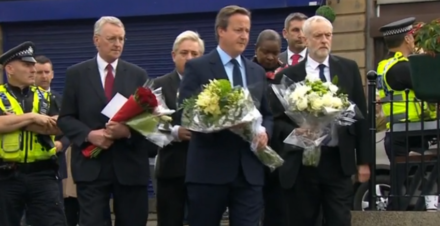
xmin=0 ymin=24 xmax=3 ymax=84
xmin=328 ymin=0 xmax=367 ymax=89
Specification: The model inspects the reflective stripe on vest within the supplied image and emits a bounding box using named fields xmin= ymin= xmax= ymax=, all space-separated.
xmin=377 ymin=52 xmax=437 ymax=128
xmin=0 ymin=85 xmax=56 ymax=163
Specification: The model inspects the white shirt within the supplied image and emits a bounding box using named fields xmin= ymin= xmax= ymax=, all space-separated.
xmin=96 ymin=54 xmax=118 ymax=87
xmin=305 ymin=54 xmax=338 ymax=146
xmin=287 ymin=48 xmax=307 ymax=65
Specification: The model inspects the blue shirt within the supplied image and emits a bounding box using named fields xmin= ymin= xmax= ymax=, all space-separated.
xmin=216 ymin=46 xmax=247 ymax=88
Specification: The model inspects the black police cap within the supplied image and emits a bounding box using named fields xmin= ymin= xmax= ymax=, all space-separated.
xmin=379 ymin=17 xmax=416 ymax=37
xmin=0 ymin=41 xmax=36 ymax=66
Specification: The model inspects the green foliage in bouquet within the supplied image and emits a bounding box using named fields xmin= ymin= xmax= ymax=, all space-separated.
xmin=315 ymin=5 xmax=336 ymax=23
xmin=413 ymin=19 xmax=440 ymax=56
xmin=181 ymin=79 xmax=246 ymax=127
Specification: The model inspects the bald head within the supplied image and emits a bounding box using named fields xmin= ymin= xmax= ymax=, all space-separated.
xmin=256 ymin=29 xmax=281 ymax=47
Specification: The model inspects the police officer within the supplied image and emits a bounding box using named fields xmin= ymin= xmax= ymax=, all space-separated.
xmin=0 ymin=41 xmax=67 ymax=226
xmin=377 ymin=17 xmax=437 ymax=161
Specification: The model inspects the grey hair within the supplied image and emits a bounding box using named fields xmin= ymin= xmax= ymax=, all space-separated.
xmin=172 ymin=30 xmax=205 ymax=54
xmin=284 ymin=12 xmax=308 ymax=29
xmin=302 ymin=15 xmax=333 ymax=37
xmin=94 ymin=16 xmax=125 ymax=35
xmin=256 ymin=29 xmax=281 ymax=47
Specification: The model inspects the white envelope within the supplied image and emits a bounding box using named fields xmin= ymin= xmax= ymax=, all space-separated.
xmin=101 ymin=93 xmax=128 ymax=119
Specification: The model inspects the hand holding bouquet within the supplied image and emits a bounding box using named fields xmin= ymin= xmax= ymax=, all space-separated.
xmin=271 ymin=75 xmax=357 ymax=166
xmin=181 ymin=79 xmax=284 ymax=170
xmin=82 ymin=81 xmax=175 ymax=158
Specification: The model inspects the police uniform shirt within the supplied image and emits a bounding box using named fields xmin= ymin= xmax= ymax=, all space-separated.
xmin=383 ymin=52 xmax=413 ymax=91
xmin=0 ymin=84 xmax=59 ymax=116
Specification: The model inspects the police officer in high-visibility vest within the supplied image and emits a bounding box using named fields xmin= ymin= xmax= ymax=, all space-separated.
xmin=377 ymin=18 xmax=437 ymax=161
xmin=0 ymin=41 xmax=67 ymax=226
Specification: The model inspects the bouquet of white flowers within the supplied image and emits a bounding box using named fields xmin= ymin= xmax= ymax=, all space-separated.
xmin=181 ymin=79 xmax=284 ymax=171
xmin=271 ymin=75 xmax=357 ymax=166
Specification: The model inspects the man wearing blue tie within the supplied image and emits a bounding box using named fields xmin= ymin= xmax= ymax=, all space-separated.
xmin=176 ymin=5 xmax=273 ymax=226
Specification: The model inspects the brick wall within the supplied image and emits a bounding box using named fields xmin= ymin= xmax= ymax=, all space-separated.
xmin=0 ymin=24 xmax=3 ymax=84
xmin=328 ymin=0 xmax=367 ymax=88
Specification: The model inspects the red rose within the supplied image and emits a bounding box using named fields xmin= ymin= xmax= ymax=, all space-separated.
xmin=266 ymin=72 xmax=275 ymax=80
xmin=135 ymin=87 xmax=158 ymax=111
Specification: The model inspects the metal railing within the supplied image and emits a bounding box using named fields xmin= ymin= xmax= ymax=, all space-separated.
xmin=367 ymin=70 xmax=440 ymax=211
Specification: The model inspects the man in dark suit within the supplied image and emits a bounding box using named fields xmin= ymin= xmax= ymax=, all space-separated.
xmin=177 ymin=5 xmax=273 ymax=226
xmin=57 ymin=16 xmax=154 ymax=226
xmin=279 ymin=12 xmax=308 ymax=65
xmin=153 ymin=30 xmax=205 ymax=226
xmin=272 ymin=16 xmax=371 ymax=226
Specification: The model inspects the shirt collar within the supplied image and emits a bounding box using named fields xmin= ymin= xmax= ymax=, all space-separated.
xmin=216 ymin=46 xmax=243 ymax=68
xmin=177 ymin=72 xmax=183 ymax=80
xmin=307 ymin=54 xmax=330 ymax=69
xmin=97 ymin=53 xmax=118 ymax=72
xmin=287 ymin=48 xmax=307 ymax=59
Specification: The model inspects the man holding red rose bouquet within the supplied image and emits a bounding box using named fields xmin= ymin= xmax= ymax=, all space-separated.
xmin=57 ymin=16 xmax=157 ymax=226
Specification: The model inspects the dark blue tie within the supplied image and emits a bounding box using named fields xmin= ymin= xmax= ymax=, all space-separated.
xmin=230 ymin=59 xmax=243 ymax=87
xmin=318 ymin=64 xmax=327 ymax=82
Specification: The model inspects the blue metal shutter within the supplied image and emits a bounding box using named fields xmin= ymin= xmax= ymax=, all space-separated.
xmin=2 ymin=7 xmax=317 ymax=198
xmin=2 ymin=7 xmax=317 ymax=94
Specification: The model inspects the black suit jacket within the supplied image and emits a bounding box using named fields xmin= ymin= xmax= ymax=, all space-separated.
xmin=153 ymin=71 xmax=189 ymax=179
xmin=271 ymin=55 xmax=370 ymax=189
xmin=51 ymin=90 xmax=70 ymax=179
xmin=57 ymin=58 xmax=155 ymax=185
xmin=176 ymin=49 xmax=273 ymax=186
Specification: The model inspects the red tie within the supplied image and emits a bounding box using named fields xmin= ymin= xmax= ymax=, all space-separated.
xmin=290 ymin=54 xmax=301 ymax=65
xmin=104 ymin=64 xmax=114 ymax=101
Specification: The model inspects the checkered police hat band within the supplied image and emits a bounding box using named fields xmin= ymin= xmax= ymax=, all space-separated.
xmin=383 ymin=25 xmax=413 ymax=36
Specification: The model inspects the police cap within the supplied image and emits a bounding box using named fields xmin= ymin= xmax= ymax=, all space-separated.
xmin=379 ymin=17 xmax=416 ymax=37
xmin=0 ymin=41 xmax=36 ymax=66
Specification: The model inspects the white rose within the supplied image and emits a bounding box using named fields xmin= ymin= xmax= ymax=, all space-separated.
xmin=296 ymin=97 xmax=308 ymax=111
xmin=330 ymin=97 xmax=344 ymax=109
xmin=328 ymin=84 xmax=339 ymax=94
xmin=290 ymin=85 xmax=310 ymax=100
xmin=310 ymin=98 xmax=324 ymax=111
xmin=321 ymin=93 xmax=334 ymax=107
xmin=305 ymin=74 xmax=319 ymax=82
xmin=307 ymin=92 xmax=320 ymax=102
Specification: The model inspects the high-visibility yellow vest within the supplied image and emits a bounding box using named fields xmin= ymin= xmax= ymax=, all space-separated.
xmin=377 ymin=52 xmax=437 ymax=129
xmin=0 ymin=85 xmax=56 ymax=163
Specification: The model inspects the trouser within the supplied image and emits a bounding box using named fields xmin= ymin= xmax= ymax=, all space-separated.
xmin=64 ymin=197 xmax=80 ymax=226
xmin=0 ymin=167 xmax=67 ymax=226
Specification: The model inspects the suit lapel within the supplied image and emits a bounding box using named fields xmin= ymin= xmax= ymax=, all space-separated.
xmin=209 ymin=50 xmax=229 ymax=80
xmin=329 ymin=55 xmax=342 ymax=82
xmin=87 ymin=58 xmax=107 ymax=104
xmin=169 ymin=70 xmax=180 ymax=95
xmin=279 ymin=51 xmax=288 ymax=65
xmin=243 ymin=57 xmax=255 ymax=86
xmin=113 ymin=60 xmax=128 ymax=97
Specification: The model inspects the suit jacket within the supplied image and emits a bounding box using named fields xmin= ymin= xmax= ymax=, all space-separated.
xmin=51 ymin=90 xmax=70 ymax=179
xmin=279 ymin=51 xmax=288 ymax=65
xmin=57 ymin=58 xmax=156 ymax=185
xmin=153 ymin=71 xmax=189 ymax=179
xmin=176 ymin=49 xmax=273 ymax=186
xmin=271 ymin=55 xmax=370 ymax=189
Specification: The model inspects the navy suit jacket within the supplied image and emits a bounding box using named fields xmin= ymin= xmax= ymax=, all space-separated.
xmin=176 ymin=49 xmax=273 ymax=186
xmin=51 ymin=90 xmax=70 ymax=179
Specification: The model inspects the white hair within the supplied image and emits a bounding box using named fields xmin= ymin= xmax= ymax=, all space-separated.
xmin=94 ymin=16 xmax=125 ymax=35
xmin=302 ymin=15 xmax=333 ymax=37
xmin=172 ymin=30 xmax=205 ymax=54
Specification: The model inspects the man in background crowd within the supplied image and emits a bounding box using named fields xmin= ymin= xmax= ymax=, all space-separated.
xmin=153 ymin=30 xmax=205 ymax=226
xmin=280 ymin=12 xmax=308 ymax=65
xmin=57 ymin=16 xmax=154 ymax=226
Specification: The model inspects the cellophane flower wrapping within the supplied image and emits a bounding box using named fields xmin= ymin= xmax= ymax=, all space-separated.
xmin=181 ymin=79 xmax=284 ymax=170
xmin=126 ymin=87 xmax=175 ymax=148
xmin=271 ymin=75 xmax=357 ymax=167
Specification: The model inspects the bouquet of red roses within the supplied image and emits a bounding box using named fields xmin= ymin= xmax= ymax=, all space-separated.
xmin=82 ymin=82 xmax=174 ymax=158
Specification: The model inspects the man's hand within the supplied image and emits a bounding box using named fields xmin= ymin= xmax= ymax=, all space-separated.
xmin=177 ymin=127 xmax=191 ymax=141
xmin=87 ymin=129 xmax=113 ymax=149
xmin=55 ymin=141 xmax=63 ymax=152
xmin=253 ymin=132 xmax=268 ymax=150
xmin=104 ymin=121 xmax=131 ymax=139
xmin=31 ymin=113 xmax=57 ymax=128
xmin=357 ymin=164 xmax=371 ymax=183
